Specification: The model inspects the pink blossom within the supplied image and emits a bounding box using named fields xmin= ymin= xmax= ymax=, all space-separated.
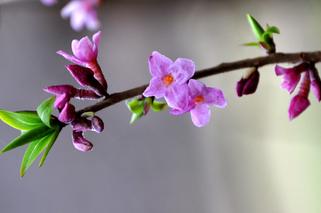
xmin=171 ymin=80 xmax=227 ymax=127
xmin=58 ymin=103 xmax=76 ymax=123
xmin=72 ymin=131 xmax=93 ymax=152
xmin=143 ymin=51 xmax=195 ymax=110
xmin=57 ymin=31 xmax=107 ymax=89
xmin=309 ymin=67 xmax=321 ymax=102
xmin=61 ymin=0 xmax=100 ymax=31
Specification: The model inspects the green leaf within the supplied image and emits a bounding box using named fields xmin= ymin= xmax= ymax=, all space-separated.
xmin=0 ymin=110 xmax=43 ymax=131
xmin=39 ymin=128 xmax=60 ymax=167
xmin=243 ymin=42 xmax=260 ymax=47
xmin=0 ymin=125 xmax=52 ymax=154
xmin=151 ymin=101 xmax=167 ymax=112
xmin=37 ymin=96 xmax=55 ymax=127
xmin=266 ymin=25 xmax=280 ymax=34
xmin=130 ymin=112 xmax=143 ymax=124
xmin=20 ymin=127 xmax=61 ymax=176
xmin=246 ymin=14 xmax=265 ymax=40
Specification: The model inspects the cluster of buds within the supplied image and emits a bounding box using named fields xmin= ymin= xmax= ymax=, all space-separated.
xmin=275 ymin=62 xmax=321 ymax=120
xmin=45 ymin=31 xmax=107 ymax=151
xmin=41 ymin=0 xmax=102 ymax=31
xmin=143 ymin=51 xmax=227 ymax=127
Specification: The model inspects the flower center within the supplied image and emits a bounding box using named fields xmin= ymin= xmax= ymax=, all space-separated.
xmin=194 ymin=95 xmax=204 ymax=104
xmin=162 ymin=74 xmax=174 ymax=86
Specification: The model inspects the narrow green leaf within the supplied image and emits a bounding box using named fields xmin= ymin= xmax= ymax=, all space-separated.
xmin=130 ymin=112 xmax=143 ymax=124
xmin=39 ymin=128 xmax=60 ymax=167
xmin=246 ymin=14 xmax=265 ymax=40
xmin=20 ymin=130 xmax=55 ymax=177
xmin=151 ymin=101 xmax=167 ymax=112
xmin=37 ymin=96 xmax=55 ymax=127
xmin=243 ymin=42 xmax=260 ymax=47
xmin=0 ymin=125 xmax=51 ymax=154
xmin=0 ymin=110 xmax=43 ymax=130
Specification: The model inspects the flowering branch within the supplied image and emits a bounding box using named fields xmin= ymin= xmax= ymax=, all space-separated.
xmin=78 ymin=51 xmax=321 ymax=114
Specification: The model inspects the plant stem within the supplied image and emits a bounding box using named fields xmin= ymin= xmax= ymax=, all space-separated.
xmin=77 ymin=51 xmax=321 ymax=114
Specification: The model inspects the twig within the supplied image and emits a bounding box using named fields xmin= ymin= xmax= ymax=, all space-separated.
xmin=78 ymin=51 xmax=321 ymax=114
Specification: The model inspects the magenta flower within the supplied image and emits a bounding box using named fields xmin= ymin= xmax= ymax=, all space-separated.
xmin=61 ymin=0 xmax=100 ymax=31
xmin=171 ymin=80 xmax=227 ymax=127
xmin=275 ymin=63 xmax=308 ymax=93
xmin=41 ymin=0 xmax=57 ymax=6
xmin=236 ymin=69 xmax=260 ymax=97
xmin=57 ymin=31 xmax=107 ymax=89
xmin=143 ymin=51 xmax=195 ymax=110
xmin=288 ymin=72 xmax=311 ymax=120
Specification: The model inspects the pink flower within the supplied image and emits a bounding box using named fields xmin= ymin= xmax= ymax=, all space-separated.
xmin=236 ymin=69 xmax=260 ymax=97
xmin=41 ymin=0 xmax=57 ymax=6
xmin=275 ymin=63 xmax=308 ymax=94
xmin=172 ymin=80 xmax=227 ymax=127
xmin=288 ymin=72 xmax=311 ymax=120
xmin=61 ymin=0 xmax=100 ymax=31
xmin=143 ymin=51 xmax=195 ymax=110
xmin=57 ymin=31 xmax=107 ymax=89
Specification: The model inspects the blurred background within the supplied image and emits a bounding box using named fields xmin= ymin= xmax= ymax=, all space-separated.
xmin=0 ymin=0 xmax=320 ymax=212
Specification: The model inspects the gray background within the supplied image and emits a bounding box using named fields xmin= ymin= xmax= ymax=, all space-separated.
xmin=0 ymin=0 xmax=320 ymax=212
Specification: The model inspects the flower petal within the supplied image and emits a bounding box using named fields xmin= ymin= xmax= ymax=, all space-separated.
xmin=188 ymin=79 xmax=205 ymax=97
xmin=148 ymin=51 xmax=173 ymax=77
xmin=190 ymin=104 xmax=211 ymax=127
xmin=288 ymin=95 xmax=310 ymax=120
xmin=143 ymin=77 xmax=166 ymax=99
xmin=170 ymin=58 xmax=195 ymax=84
xmin=205 ymin=87 xmax=227 ymax=108
xmin=72 ymin=36 xmax=95 ymax=62
xmin=164 ymin=84 xmax=190 ymax=110
xmin=56 ymin=50 xmax=87 ymax=67
xmin=92 ymin=31 xmax=101 ymax=56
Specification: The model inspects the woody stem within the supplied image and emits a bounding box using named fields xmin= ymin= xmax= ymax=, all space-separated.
xmin=77 ymin=51 xmax=321 ymax=115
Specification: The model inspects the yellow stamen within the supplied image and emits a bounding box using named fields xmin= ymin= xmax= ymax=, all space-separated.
xmin=194 ymin=95 xmax=204 ymax=104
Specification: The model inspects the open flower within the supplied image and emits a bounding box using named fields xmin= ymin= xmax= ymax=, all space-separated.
xmin=275 ymin=63 xmax=308 ymax=93
xmin=172 ymin=80 xmax=227 ymax=127
xmin=288 ymin=72 xmax=311 ymax=120
xmin=143 ymin=51 xmax=195 ymax=110
xmin=57 ymin=31 xmax=107 ymax=89
xmin=61 ymin=0 xmax=100 ymax=31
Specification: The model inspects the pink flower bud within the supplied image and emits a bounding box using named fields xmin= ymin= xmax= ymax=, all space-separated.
xmin=58 ymin=103 xmax=76 ymax=123
xmin=309 ymin=67 xmax=321 ymax=102
xmin=66 ymin=64 xmax=107 ymax=97
xmin=91 ymin=116 xmax=104 ymax=133
xmin=72 ymin=131 xmax=93 ymax=152
xmin=236 ymin=69 xmax=260 ymax=97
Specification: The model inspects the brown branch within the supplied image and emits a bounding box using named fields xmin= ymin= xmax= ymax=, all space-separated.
xmin=78 ymin=51 xmax=321 ymax=114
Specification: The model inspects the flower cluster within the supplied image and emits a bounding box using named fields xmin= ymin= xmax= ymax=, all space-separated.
xmin=45 ymin=31 xmax=107 ymax=152
xmin=41 ymin=0 xmax=101 ymax=31
xmin=275 ymin=62 xmax=321 ymax=120
xmin=143 ymin=51 xmax=227 ymax=127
